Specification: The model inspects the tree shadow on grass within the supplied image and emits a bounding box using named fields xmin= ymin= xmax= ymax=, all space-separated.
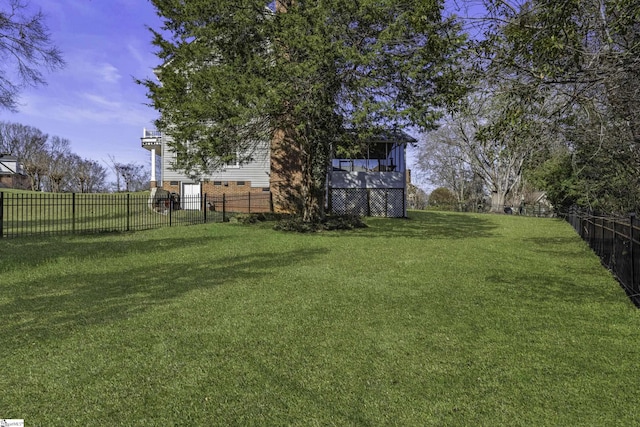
xmin=0 ymin=245 xmax=329 ymax=353
xmin=521 ymin=236 xmax=594 ymax=259
xmin=352 ymin=211 xmax=499 ymax=240
xmin=0 ymin=232 xmax=233 ymax=273
xmin=522 ymin=236 xmax=638 ymax=307
xmin=485 ymin=266 xmax=624 ymax=307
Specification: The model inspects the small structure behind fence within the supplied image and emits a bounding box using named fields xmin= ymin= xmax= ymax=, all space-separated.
xmin=0 ymin=191 xmax=272 ymax=238
xmin=563 ymin=208 xmax=640 ymax=306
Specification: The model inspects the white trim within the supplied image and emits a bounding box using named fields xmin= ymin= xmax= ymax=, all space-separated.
xmin=150 ymin=147 xmax=157 ymax=182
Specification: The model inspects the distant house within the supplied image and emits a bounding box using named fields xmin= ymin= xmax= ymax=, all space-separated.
xmin=0 ymin=154 xmax=29 ymax=190
xmin=141 ymin=129 xmax=414 ymax=217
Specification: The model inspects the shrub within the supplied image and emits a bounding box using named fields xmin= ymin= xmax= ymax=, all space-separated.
xmin=428 ymin=187 xmax=458 ymax=211
xmin=273 ymin=214 xmax=367 ymax=233
xmin=235 ymin=212 xmax=291 ymax=224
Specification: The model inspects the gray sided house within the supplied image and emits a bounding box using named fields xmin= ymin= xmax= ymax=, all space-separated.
xmin=141 ymin=129 xmax=414 ymax=217
xmin=141 ymin=129 xmax=271 ymax=212
xmin=0 ymin=154 xmax=29 ymax=190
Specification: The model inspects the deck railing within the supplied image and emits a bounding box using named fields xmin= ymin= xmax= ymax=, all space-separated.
xmin=143 ymin=129 xmax=162 ymax=138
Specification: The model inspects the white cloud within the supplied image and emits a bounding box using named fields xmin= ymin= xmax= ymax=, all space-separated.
xmin=81 ymin=92 xmax=122 ymax=109
xmin=14 ymin=91 xmax=155 ymax=127
xmin=55 ymin=102 xmax=153 ymax=127
xmin=97 ymin=63 xmax=121 ymax=84
xmin=127 ymin=43 xmax=146 ymax=69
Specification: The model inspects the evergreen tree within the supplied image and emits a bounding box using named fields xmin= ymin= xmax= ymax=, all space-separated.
xmin=141 ymin=0 xmax=467 ymax=221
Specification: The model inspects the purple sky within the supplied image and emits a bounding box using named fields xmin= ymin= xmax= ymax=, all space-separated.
xmin=3 ymin=0 xmax=163 ymax=171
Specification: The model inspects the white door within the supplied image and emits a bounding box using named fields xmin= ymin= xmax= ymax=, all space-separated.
xmin=182 ymin=183 xmax=200 ymax=210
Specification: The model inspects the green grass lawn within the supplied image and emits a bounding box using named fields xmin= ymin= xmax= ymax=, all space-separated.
xmin=1 ymin=211 xmax=638 ymax=426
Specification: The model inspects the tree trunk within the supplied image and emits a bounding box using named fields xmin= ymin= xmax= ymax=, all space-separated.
xmin=299 ymin=133 xmax=323 ymax=223
xmin=300 ymin=155 xmax=318 ymax=223
xmin=490 ymin=190 xmax=507 ymax=213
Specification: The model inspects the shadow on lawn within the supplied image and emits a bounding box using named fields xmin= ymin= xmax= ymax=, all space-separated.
xmin=0 ymin=239 xmax=329 ymax=352
xmin=0 ymin=232 xmax=233 ymax=273
xmin=356 ymin=210 xmax=499 ymax=240
xmin=485 ymin=265 xmax=622 ymax=306
xmin=521 ymin=235 xmax=593 ymax=259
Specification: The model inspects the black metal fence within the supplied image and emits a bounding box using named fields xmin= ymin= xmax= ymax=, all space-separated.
xmin=0 ymin=191 xmax=272 ymax=238
xmin=563 ymin=209 xmax=640 ymax=306
xmin=502 ymin=203 xmax=554 ymax=217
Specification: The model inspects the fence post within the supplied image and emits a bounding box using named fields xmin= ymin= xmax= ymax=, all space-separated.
xmin=72 ymin=193 xmax=76 ymax=234
xmin=599 ymin=216 xmax=604 ymax=256
xmin=613 ymin=219 xmax=617 ymax=270
xmin=631 ymin=213 xmax=636 ymax=296
xmin=169 ymin=194 xmax=173 ymax=227
xmin=222 ymin=194 xmax=226 ymax=222
xmin=248 ymin=191 xmax=251 ymax=214
xmin=126 ymin=193 xmax=130 ymax=231
xmin=203 ymin=193 xmax=207 ymax=223
xmin=589 ymin=212 xmax=595 ymax=248
xmin=0 ymin=192 xmax=3 ymax=238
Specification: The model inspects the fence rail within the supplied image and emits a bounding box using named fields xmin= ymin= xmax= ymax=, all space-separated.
xmin=563 ymin=209 xmax=640 ymax=306
xmin=0 ymin=191 xmax=272 ymax=238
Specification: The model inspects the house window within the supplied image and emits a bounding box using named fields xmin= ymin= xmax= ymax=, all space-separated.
xmin=214 ymin=181 xmax=222 ymax=186
xmin=236 ymin=181 xmax=245 ymax=186
xmin=262 ymin=187 xmax=270 ymax=192
xmin=170 ymin=181 xmax=179 ymax=185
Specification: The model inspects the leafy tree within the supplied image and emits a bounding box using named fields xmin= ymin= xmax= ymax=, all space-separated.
xmin=44 ymin=136 xmax=71 ymax=193
xmin=463 ymin=0 xmax=640 ymax=213
xmin=426 ymin=86 xmax=553 ymax=213
xmin=71 ymin=157 xmax=108 ymax=193
xmin=428 ymin=187 xmax=457 ymax=210
xmin=141 ymin=0 xmax=468 ymax=222
xmin=106 ymin=157 xmax=148 ymax=193
xmin=0 ymin=120 xmax=49 ymax=190
xmin=416 ymin=122 xmax=474 ymax=209
xmin=0 ymin=0 xmax=64 ymax=111
xmin=407 ymin=184 xmax=429 ymax=210
xmin=0 ymin=121 xmax=111 ymax=193
xmin=526 ymin=149 xmax=578 ymax=211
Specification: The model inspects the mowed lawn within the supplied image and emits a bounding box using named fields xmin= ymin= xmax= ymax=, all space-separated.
xmin=1 ymin=211 xmax=639 ymax=426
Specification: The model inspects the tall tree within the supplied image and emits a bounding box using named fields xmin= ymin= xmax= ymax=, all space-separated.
xmin=106 ymin=156 xmax=148 ymax=192
xmin=0 ymin=0 xmax=64 ymax=111
xmin=67 ymin=154 xmax=107 ymax=193
xmin=463 ymin=0 xmax=640 ymax=213
xmin=416 ymin=123 xmax=474 ymax=209
xmin=44 ymin=136 xmax=71 ymax=193
xmin=141 ymin=0 xmax=467 ymax=221
xmin=0 ymin=120 xmax=48 ymax=190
